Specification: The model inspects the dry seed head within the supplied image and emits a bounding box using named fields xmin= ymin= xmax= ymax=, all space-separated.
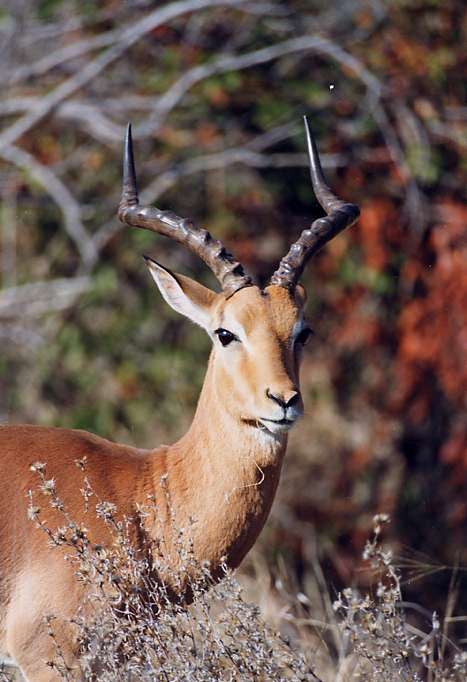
xmin=30 ymin=461 xmax=46 ymax=473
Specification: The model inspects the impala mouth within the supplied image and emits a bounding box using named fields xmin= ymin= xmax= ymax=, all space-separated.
xmin=260 ymin=418 xmax=294 ymax=427
xmin=259 ymin=417 xmax=295 ymax=435
xmin=241 ymin=416 xmax=295 ymax=435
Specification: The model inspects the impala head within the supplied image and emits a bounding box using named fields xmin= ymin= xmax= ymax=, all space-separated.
xmin=143 ymin=264 xmax=310 ymax=435
xmin=118 ymin=118 xmax=359 ymax=437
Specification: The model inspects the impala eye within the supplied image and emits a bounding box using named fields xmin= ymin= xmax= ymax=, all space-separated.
xmin=214 ymin=328 xmax=238 ymax=347
xmin=296 ymin=327 xmax=314 ymax=346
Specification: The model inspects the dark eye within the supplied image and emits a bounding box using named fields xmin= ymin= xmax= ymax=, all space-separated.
xmin=214 ymin=328 xmax=238 ymax=347
xmin=295 ymin=327 xmax=313 ymax=346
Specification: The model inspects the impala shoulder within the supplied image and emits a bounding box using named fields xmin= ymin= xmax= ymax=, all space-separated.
xmin=0 ymin=424 xmax=149 ymax=466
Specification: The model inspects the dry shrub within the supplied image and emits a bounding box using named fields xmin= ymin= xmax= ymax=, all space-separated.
xmin=25 ymin=463 xmax=314 ymax=681
xmin=332 ymin=514 xmax=467 ymax=681
xmin=3 ymin=466 xmax=463 ymax=681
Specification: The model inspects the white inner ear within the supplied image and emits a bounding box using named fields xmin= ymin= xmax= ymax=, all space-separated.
xmin=146 ymin=261 xmax=211 ymax=331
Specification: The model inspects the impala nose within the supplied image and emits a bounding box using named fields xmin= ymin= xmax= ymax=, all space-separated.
xmin=266 ymin=388 xmax=301 ymax=409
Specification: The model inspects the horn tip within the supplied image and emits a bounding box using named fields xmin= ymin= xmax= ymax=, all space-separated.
xmin=121 ymin=120 xmax=138 ymax=209
xmin=124 ymin=122 xmax=133 ymax=152
xmin=303 ymin=116 xmax=315 ymax=153
xmin=303 ymin=114 xmax=324 ymax=186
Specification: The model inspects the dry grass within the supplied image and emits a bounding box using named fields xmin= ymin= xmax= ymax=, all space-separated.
xmin=2 ymin=466 xmax=465 ymax=681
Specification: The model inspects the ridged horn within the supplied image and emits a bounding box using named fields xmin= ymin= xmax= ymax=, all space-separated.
xmin=270 ymin=116 xmax=360 ymax=288
xmin=118 ymin=124 xmax=254 ymax=297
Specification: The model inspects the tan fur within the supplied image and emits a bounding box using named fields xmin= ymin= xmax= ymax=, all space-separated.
xmin=0 ymin=280 xmax=308 ymax=680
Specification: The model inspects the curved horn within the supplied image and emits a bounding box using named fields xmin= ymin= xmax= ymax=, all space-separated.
xmin=118 ymin=124 xmax=253 ymax=297
xmin=270 ymin=117 xmax=360 ymax=288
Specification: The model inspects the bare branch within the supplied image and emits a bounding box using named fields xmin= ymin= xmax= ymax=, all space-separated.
xmin=0 ymin=103 xmax=297 ymax=149
xmin=134 ymin=34 xmax=382 ymax=137
xmin=391 ymin=101 xmax=435 ymax=209
xmin=8 ymin=2 xmax=284 ymax=86
xmin=246 ymin=121 xmax=300 ymax=151
xmin=426 ymin=120 xmax=467 ymax=148
xmin=0 ymin=323 xmax=46 ymax=350
xmin=0 ymin=98 xmax=123 ymax=145
xmin=0 ymin=0 xmax=251 ymax=153
xmin=8 ymin=32 xmax=118 ymax=85
xmin=0 ymin=97 xmax=38 ymax=115
xmin=126 ymin=30 xmax=421 ymax=226
xmin=1 ymin=3 xmax=429 ymax=259
xmin=0 ymin=277 xmax=91 ymax=319
xmin=0 ymin=173 xmax=17 ymax=287
xmin=2 ymin=26 xmax=416 ymax=211
xmin=0 ymin=144 xmax=96 ymax=266
xmin=57 ymin=102 xmax=124 ymax=145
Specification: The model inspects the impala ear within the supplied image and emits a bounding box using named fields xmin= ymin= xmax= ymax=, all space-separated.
xmin=144 ymin=256 xmax=216 ymax=331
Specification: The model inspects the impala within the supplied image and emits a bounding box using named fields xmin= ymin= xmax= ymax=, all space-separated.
xmin=0 ymin=118 xmax=359 ymax=681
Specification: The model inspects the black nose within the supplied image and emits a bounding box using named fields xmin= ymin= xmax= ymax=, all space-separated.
xmin=266 ymin=389 xmax=300 ymax=409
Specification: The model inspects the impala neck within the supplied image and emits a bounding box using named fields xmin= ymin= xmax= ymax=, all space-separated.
xmin=147 ymin=352 xmax=287 ymax=572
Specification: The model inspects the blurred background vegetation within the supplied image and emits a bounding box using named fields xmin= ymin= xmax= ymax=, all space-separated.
xmin=0 ymin=0 xmax=465 ymax=647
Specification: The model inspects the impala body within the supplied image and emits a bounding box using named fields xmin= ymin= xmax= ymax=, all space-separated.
xmin=0 ymin=119 xmax=359 ymax=681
